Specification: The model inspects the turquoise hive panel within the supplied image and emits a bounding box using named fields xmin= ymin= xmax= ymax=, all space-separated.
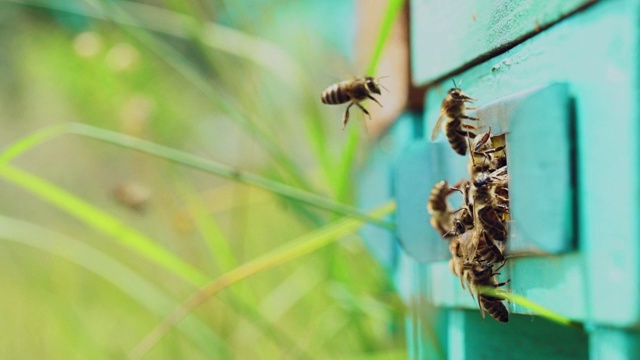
xmin=360 ymin=0 xmax=640 ymax=358
xmin=410 ymin=0 xmax=597 ymax=85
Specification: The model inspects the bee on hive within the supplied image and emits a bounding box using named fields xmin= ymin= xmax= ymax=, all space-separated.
xmin=468 ymin=127 xmax=507 ymax=177
xmin=465 ymin=261 xmax=510 ymax=323
xmin=472 ymin=168 xmax=510 ymax=243
xmin=431 ymin=80 xmax=479 ymax=155
xmin=427 ymin=180 xmax=458 ymax=239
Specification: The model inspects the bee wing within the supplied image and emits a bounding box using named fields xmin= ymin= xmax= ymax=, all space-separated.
xmin=477 ymin=297 xmax=487 ymax=319
xmin=430 ymin=113 xmax=446 ymax=141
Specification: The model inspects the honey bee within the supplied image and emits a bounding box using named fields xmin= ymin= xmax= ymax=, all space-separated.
xmin=472 ymin=168 xmax=509 ymax=242
xmin=427 ymin=181 xmax=457 ymax=238
xmin=467 ymin=262 xmax=510 ymax=323
xmin=431 ymin=80 xmax=479 ymax=155
xmin=468 ymin=127 xmax=507 ymax=177
xmin=472 ymin=230 xmax=505 ymax=264
xmin=321 ymin=76 xmax=386 ymax=130
xmin=478 ymin=293 xmax=510 ymax=323
xmin=449 ymin=234 xmax=475 ymax=290
xmin=448 ymin=181 xmax=475 ymax=237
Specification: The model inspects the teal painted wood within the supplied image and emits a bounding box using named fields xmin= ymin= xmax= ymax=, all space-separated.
xmin=357 ymin=113 xmax=418 ymax=271
xmin=396 ymin=83 xmax=575 ymax=266
xmin=360 ymin=0 xmax=640 ymax=356
xmin=448 ymin=310 xmax=588 ymax=360
xmin=421 ymin=0 xmax=640 ymax=327
xmin=427 ymin=254 xmax=588 ymax=319
xmin=590 ymin=328 xmax=640 ymax=360
xmin=410 ymin=0 xmax=596 ymax=85
xmin=468 ymin=83 xmax=575 ymax=254
xmin=393 ymin=140 xmax=467 ymax=262
xmin=504 ymin=84 xmax=574 ymax=254
xmin=406 ymin=283 xmax=448 ymax=359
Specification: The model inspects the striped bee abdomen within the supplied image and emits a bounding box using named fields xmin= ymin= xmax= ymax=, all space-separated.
xmin=475 ymin=231 xmax=504 ymax=264
xmin=427 ymin=181 xmax=451 ymax=213
xmin=479 ymin=295 xmax=509 ymax=322
xmin=321 ymin=83 xmax=351 ymax=105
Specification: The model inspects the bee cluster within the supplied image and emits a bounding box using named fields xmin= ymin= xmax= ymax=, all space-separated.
xmin=428 ymin=84 xmax=511 ymax=323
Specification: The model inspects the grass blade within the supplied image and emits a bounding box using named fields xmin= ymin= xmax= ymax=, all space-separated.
xmin=0 ymin=215 xmax=229 ymax=357
xmin=8 ymin=0 xmax=314 ymax=191
xmin=365 ymin=0 xmax=406 ymax=76
xmin=129 ymin=200 xmax=396 ymax=359
xmin=478 ymin=286 xmax=584 ymax=330
xmin=69 ymin=123 xmax=395 ymax=228
xmin=0 ymin=164 xmax=209 ymax=286
xmin=0 ymin=123 xmax=394 ymax=228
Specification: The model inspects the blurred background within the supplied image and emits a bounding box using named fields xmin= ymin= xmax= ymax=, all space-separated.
xmin=0 ymin=0 xmax=407 ymax=358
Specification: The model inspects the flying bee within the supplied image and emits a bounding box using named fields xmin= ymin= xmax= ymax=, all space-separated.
xmin=431 ymin=80 xmax=479 ymax=155
xmin=427 ymin=180 xmax=457 ymax=238
xmin=321 ymin=76 xmax=387 ymax=130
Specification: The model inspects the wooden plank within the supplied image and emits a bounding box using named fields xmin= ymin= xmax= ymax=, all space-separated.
xmin=448 ymin=310 xmax=588 ymax=359
xmin=428 ymin=254 xmax=588 ymax=320
xmin=468 ymin=83 xmax=575 ymax=255
xmin=421 ymin=0 xmax=640 ymax=326
xmin=410 ymin=0 xmax=596 ymax=85
xmin=590 ymin=328 xmax=640 ymax=360
xmin=396 ymin=84 xmax=575 ymax=264
xmin=406 ymin=296 xmax=448 ymax=359
xmin=393 ymin=139 xmax=467 ymax=262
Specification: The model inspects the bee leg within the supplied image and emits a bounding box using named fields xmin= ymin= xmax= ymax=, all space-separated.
xmin=342 ymin=103 xmax=354 ymax=130
xmin=355 ymin=103 xmax=372 ymax=120
xmin=367 ymin=94 xmax=383 ymax=108
xmin=460 ymin=115 xmax=479 ymax=121
xmin=455 ymin=129 xmax=477 ymax=139
xmin=466 ymin=106 xmax=479 ymax=110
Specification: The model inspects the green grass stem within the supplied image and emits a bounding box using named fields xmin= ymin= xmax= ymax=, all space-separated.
xmin=0 ymin=216 xmax=229 ymax=357
xmin=365 ymin=0 xmax=406 ymax=76
xmin=0 ymin=123 xmax=394 ymax=228
xmin=0 ymin=164 xmax=210 ymax=286
xmin=129 ymin=200 xmax=396 ymax=359
xmin=478 ymin=286 xmax=584 ymax=330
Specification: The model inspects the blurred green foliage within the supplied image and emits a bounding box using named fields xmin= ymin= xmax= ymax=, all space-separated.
xmin=0 ymin=0 xmax=405 ymax=359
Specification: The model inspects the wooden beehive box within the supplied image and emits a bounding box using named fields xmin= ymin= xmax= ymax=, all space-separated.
xmin=359 ymin=0 xmax=640 ymax=358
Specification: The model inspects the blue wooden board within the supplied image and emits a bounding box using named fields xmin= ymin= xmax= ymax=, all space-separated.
xmin=420 ymin=0 xmax=640 ymax=327
xmin=448 ymin=310 xmax=588 ymax=360
xmin=470 ymin=83 xmax=574 ymax=255
xmin=393 ymin=140 xmax=467 ymax=262
xmin=357 ymin=113 xmax=418 ymax=271
xmin=427 ymin=254 xmax=588 ymax=320
xmin=365 ymin=0 xmax=640 ymax=357
xmin=410 ymin=0 xmax=596 ymax=85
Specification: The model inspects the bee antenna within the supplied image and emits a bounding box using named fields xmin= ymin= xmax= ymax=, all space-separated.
xmin=452 ymin=78 xmax=464 ymax=89
xmin=375 ymin=76 xmax=390 ymax=92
